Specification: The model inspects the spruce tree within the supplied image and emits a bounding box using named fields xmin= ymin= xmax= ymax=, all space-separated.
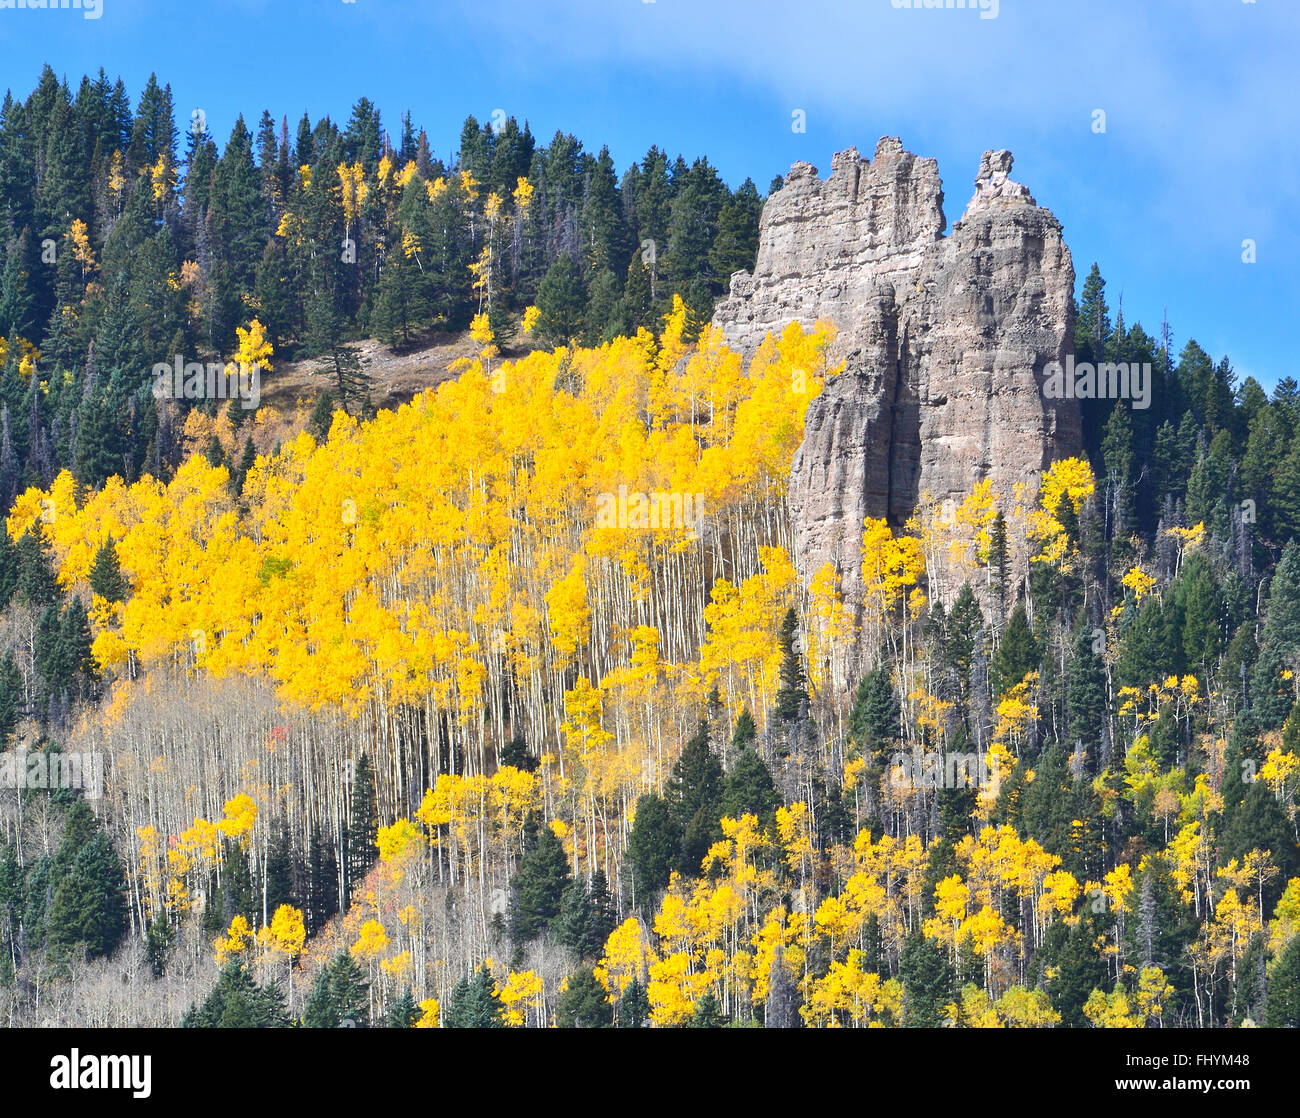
xmin=617 ymin=975 xmax=650 ymax=1028
xmin=720 ymin=746 xmax=780 ymax=829
xmin=626 ymin=792 xmax=677 ymax=900
xmin=990 ymin=602 xmax=1039 ymax=700
xmin=848 ymin=668 xmax=900 ymax=754
xmin=689 ymin=990 xmax=727 ymax=1027
xmin=88 ymin=537 xmax=128 ymax=602
xmin=773 ymin=607 xmax=808 ymax=722
xmin=1266 ymin=935 xmax=1300 ymax=1027
xmin=302 ymin=951 xmax=371 ymax=1027
xmin=0 ymin=651 xmax=23 ymax=743
xmin=555 ymin=966 xmax=613 ymax=1027
xmin=665 ymin=721 xmax=724 ymax=875
xmin=1066 ymin=622 xmax=1106 ymax=756
xmin=385 ymin=989 xmax=420 ymax=1027
xmin=535 ymin=255 xmax=585 ymax=344
xmin=183 ymin=962 xmax=290 ymax=1028
xmin=16 ymin=529 xmax=59 ymax=606
xmin=445 ymin=963 xmax=505 ymax=1028
xmin=46 ymin=832 xmax=127 ymax=958
xmin=508 ymin=816 xmax=570 ymax=941
xmin=730 ymin=707 xmax=756 ymax=753
xmin=899 ymin=931 xmax=954 ymax=1027
xmin=344 ymin=752 xmax=378 ymax=903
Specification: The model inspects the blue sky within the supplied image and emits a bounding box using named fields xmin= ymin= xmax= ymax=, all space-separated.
xmin=2 ymin=0 xmax=1296 ymax=388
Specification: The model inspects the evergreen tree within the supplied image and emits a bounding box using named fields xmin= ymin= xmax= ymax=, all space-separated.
xmin=617 ymin=976 xmax=650 ymax=1028
xmin=899 ymin=931 xmax=953 ymax=1027
xmin=988 ymin=511 xmax=1010 ymax=621
xmin=730 ymin=707 xmax=756 ymax=753
xmin=0 ymin=527 xmax=18 ymax=608
xmin=301 ymin=951 xmax=371 ymax=1027
xmin=307 ymin=391 xmax=336 ymax=443
xmin=1266 ymin=935 xmax=1300 ymax=1027
xmin=385 ymin=989 xmax=420 ymax=1027
xmin=16 ymin=529 xmax=59 ymax=606
xmin=1040 ymin=912 xmax=1108 ymax=1027
xmin=535 ymin=255 xmax=585 ymax=344
xmin=46 ymin=831 xmax=127 ymax=958
xmin=689 ymin=990 xmax=727 ymax=1027
xmin=0 ymin=651 xmax=23 ymax=743
xmin=989 ymin=602 xmax=1039 ymax=700
xmin=848 ymin=668 xmax=900 ymax=755
xmin=721 ymin=746 xmax=780 ymax=830
xmin=665 ymin=721 xmax=724 ymax=875
xmin=444 ymin=963 xmax=505 ymax=1028
xmin=626 ymin=792 xmax=677 ymax=900
xmin=144 ymin=916 xmax=174 ymax=978
xmin=344 ymin=752 xmax=378 ymax=902
xmin=1066 ymin=622 xmax=1106 ymax=757
xmin=773 ymin=607 xmax=808 ymax=723
xmin=509 ymin=816 xmax=571 ymax=941
xmin=88 ymin=537 xmax=128 ymax=602
xmin=183 ymin=962 xmax=291 ymax=1028
xmin=555 ymin=966 xmax=613 ymax=1028
xmin=58 ymin=596 xmax=96 ymax=693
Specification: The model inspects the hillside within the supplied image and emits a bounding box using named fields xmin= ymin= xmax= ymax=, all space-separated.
xmin=0 ymin=66 xmax=1298 ymax=1036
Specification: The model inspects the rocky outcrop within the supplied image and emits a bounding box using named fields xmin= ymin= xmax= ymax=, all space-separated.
xmin=713 ymin=137 xmax=1081 ymax=606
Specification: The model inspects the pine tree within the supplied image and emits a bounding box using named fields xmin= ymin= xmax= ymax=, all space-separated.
xmin=16 ymin=529 xmax=59 ymax=606
xmin=1066 ymin=622 xmax=1106 ymax=757
xmin=318 ymin=343 xmax=372 ymax=418
xmin=720 ymin=746 xmax=780 ymax=829
xmin=555 ymin=966 xmax=613 ymax=1027
xmin=988 ymin=511 xmax=1010 ymax=622
xmin=0 ymin=651 xmax=23 ymax=743
xmin=58 ymin=596 xmax=96 ymax=694
xmin=88 ymin=537 xmax=127 ymax=602
xmin=183 ymin=962 xmax=291 ymax=1028
xmin=774 ymin=607 xmax=808 ymax=723
xmin=509 ymin=816 xmax=570 ymax=941
xmin=144 ymin=917 xmax=173 ymax=978
xmin=1266 ymin=935 xmax=1300 ymax=1027
xmin=990 ymin=602 xmax=1039 ymax=700
xmin=46 ymin=831 xmax=127 ymax=958
xmin=1040 ymin=912 xmax=1108 ymax=1027
xmin=665 ymin=721 xmax=724 ymax=875
xmin=689 ymin=990 xmax=727 ymax=1027
xmin=730 ymin=707 xmax=756 ymax=754
xmin=617 ymin=976 xmax=650 ymax=1028
xmin=301 ymin=951 xmax=371 ymax=1027
xmin=306 ymin=823 xmax=338 ymax=935
xmin=0 ymin=526 xmax=18 ymax=608
xmin=308 ymin=391 xmax=336 ymax=444
xmin=385 ymin=989 xmax=420 ymax=1027
xmin=344 ymin=752 xmax=378 ymax=903
xmin=848 ymin=668 xmax=900 ymax=755
xmin=626 ymin=793 xmax=677 ymax=901
xmin=444 ymin=963 xmax=505 ymax=1028
xmin=899 ymin=931 xmax=954 ymax=1027
xmin=555 ymin=878 xmax=596 ymax=957
xmin=535 ymin=255 xmax=585 ymax=344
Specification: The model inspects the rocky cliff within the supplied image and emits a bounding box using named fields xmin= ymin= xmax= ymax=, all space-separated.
xmin=713 ymin=137 xmax=1082 ymax=606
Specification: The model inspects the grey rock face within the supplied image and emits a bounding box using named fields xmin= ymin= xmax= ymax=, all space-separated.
xmin=712 ymin=137 xmax=1081 ymax=608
